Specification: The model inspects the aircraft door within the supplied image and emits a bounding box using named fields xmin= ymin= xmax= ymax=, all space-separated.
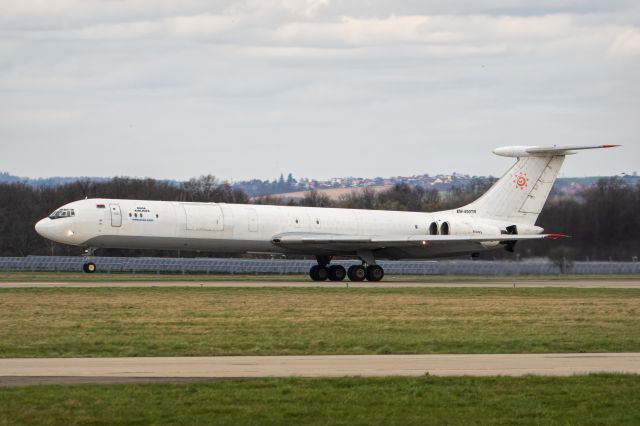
xmin=246 ymin=208 xmax=258 ymax=232
xmin=183 ymin=204 xmax=224 ymax=231
xmin=109 ymin=204 xmax=122 ymax=227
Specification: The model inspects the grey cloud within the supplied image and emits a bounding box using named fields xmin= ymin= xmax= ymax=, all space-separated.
xmin=0 ymin=0 xmax=637 ymax=181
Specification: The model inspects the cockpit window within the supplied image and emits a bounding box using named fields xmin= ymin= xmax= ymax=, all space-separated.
xmin=48 ymin=209 xmax=75 ymax=219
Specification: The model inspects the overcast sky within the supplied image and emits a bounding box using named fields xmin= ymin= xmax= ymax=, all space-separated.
xmin=1 ymin=0 xmax=638 ymax=181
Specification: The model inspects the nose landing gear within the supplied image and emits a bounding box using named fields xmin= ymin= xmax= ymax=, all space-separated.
xmin=82 ymin=262 xmax=97 ymax=273
xmin=82 ymin=248 xmax=97 ymax=274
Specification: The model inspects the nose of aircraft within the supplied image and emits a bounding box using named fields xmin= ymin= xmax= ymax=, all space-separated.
xmin=35 ymin=217 xmax=75 ymax=243
xmin=35 ymin=218 xmax=53 ymax=239
xmin=36 ymin=217 xmax=60 ymax=241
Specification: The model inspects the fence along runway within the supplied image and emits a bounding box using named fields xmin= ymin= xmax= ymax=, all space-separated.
xmin=1 ymin=256 xmax=640 ymax=275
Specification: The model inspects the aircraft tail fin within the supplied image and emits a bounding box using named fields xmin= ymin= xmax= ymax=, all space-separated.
xmin=462 ymin=145 xmax=619 ymax=226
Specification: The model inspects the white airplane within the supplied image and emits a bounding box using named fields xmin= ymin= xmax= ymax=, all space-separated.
xmin=35 ymin=145 xmax=617 ymax=281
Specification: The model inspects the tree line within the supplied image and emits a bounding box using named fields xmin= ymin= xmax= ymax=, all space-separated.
xmin=0 ymin=175 xmax=637 ymax=260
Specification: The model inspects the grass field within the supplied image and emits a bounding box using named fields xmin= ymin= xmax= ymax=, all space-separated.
xmin=1 ymin=375 xmax=639 ymax=425
xmin=2 ymin=271 xmax=639 ymax=282
xmin=1 ymin=287 xmax=639 ymax=357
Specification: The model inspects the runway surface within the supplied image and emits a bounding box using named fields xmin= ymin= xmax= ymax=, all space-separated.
xmin=1 ymin=279 xmax=640 ymax=288
xmin=1 ymin=353 xmax=638 ymax=386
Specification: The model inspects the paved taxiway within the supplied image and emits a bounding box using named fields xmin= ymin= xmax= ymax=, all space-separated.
xmin=2 ymin=279 xmax=640 ymax=288
xmin=1 ymin=353 xmax=639 ymax=386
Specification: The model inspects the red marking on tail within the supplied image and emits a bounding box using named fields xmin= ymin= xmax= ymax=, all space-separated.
xmin=545 ymin=233 xmax=570 ymax=239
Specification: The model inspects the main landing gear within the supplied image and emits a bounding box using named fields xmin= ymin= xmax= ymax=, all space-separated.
xmin=309 ymin=255 xmax=385 ymax=282
xmin=82 ymin=247 xmax=97 ymax=274
xmin=310 ymin=264 xmax=346 ymax=281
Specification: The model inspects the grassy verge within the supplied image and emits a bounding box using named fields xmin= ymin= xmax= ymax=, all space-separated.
xmin=1 ymin=287 xmax=639 ymax=357
xmin=1 ymin=271 xmax=639 ymax=282
xmin=1 ymin=375 xmax=639 ymax=425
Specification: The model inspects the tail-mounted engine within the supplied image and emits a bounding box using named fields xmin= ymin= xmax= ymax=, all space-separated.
xmin=434 ymin=221 xmax=502 ymax=237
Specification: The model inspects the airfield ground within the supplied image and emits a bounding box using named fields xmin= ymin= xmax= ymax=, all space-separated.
xmin=0 ymin=273 xmax=639 ymax=425
xmin=1 ymin=286 xmax=640 ymax=357
xmin=2 ymin=375 xmax=640 ymax=425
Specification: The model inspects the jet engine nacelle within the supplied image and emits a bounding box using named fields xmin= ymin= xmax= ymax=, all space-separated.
xmin=512 ymin=224 xmax=544 ymax=235
xmin=440 ymin=221 xmax=502 ymax=236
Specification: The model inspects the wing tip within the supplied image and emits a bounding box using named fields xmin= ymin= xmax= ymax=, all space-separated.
xmin=602 ymin=144 xmax=621 ymax=148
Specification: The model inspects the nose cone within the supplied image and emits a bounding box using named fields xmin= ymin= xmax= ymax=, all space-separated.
xmin=35 ymin=218 xmax=76 ymax=244
xmin=35 ymin=218 xmax=55 ymax=240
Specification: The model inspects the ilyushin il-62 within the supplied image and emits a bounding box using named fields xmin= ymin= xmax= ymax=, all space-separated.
xmin=36 ymin=145 xmax=618 ymax=281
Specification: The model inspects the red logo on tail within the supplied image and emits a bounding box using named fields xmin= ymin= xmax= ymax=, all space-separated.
xmin=514 ymin=172 xmax=528 ymax=190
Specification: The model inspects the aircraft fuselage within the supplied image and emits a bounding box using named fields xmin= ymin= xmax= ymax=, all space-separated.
xmin=35 ymin=198 xmax=524 ymax=260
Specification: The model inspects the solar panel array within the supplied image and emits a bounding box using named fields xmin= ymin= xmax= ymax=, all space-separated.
xmin=0 ymin=256 xmax=639 ymax=275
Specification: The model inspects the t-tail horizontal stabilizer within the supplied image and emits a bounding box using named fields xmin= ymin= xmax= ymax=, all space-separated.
xmin=493 ymin=144 xmax=620 ymax=157
xmin=461 ymin=144 xmax=619 ymax=225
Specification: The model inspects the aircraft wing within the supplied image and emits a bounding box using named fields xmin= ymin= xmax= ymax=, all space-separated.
xmin=271 ymin=232 xmax=567 ymax=252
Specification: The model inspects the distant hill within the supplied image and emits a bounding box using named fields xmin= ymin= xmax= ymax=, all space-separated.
xmin=259 ymin=185 xmax=393 ymax=201
xmin=1 ymin=171 xmax=637 ymax=195
xmin=0 ymin=172 xmax=110 ymax=188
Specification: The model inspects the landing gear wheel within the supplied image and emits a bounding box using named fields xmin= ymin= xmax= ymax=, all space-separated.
xmin=310 ymin=265 xmax=329 ymax=281
xmin=83 ymin=262 xmax=97 ymax=274
xmin=347 ymin=265 xmax=367 ymax=282
xmin=366 ymin=265 xmax=384 ymax=282
xmin=328 ymin=265 xmax=346 ymax=281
